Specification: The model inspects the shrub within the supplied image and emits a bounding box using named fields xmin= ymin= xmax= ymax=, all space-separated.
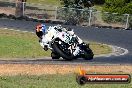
xmin=102 ymin=0 xmax=132 ymax=28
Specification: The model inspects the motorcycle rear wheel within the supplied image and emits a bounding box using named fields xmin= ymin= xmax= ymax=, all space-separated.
xmin=82 ymin=48 xmax=94 ymax=60
xmin=80 ymin=44 xmax=94 ymax=60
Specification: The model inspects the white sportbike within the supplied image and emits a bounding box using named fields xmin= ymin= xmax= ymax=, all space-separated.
xmin=41 ymin=26 xmax=94 ymax=61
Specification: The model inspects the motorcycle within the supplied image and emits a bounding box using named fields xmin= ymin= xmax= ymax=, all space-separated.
xmin=41 ymin=26 xmax=94 ymax=61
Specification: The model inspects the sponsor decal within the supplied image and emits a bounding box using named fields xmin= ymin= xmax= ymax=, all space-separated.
xmin=76 ymin=67 xmax=131 ymax=85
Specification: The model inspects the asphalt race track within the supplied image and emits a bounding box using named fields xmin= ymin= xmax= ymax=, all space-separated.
xmin=0 ymin=18 xmax=132 ymax=65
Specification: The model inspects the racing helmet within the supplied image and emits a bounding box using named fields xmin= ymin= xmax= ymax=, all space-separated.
xmin=41 ymin=24 xmax=47 ymax=33
xmin=36 ymin=24 xmax=42 ymax=32
xmin=36 ymin=24 xmax=47 ymax=33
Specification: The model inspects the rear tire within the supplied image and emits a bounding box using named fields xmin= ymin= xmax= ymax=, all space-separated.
xmin=52 ymin=41 xmax=74 ymax=61
xmin=83 ymin=48 xmax=94 ymax=60
xmin=80 ymin=44 xmax=94 ymax=60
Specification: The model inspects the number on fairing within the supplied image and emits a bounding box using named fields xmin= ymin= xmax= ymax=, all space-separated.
xmin=64 ymin=34 xmax=71 ymax=43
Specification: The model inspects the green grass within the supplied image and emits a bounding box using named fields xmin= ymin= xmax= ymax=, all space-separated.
xmin=89 ymin=42 xmax=112 ymax=55
xmin=0 ymin=29 xmax=51 ymax=59
xmin=0 ymin=29 xmax=112 ymax=60
xmin=93 ymin=5 xmax=103 ymax=11
xmin=27 ymin=0 xmax=61 ymax=6
xmin=0 ymin=74 xmax=131 ymax=88
xmin=27 ymin=0 xmax=104 ymax=11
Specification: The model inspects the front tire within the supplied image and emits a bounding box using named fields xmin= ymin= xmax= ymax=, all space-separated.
xmin=52 ymin=41 xmax=74 ymax=61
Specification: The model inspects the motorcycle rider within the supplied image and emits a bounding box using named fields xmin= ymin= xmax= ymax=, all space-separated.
xmin=36 ymin=23 xmax=49 ymax=51
xmin=36 ymin=23 xmax=84 ymax=56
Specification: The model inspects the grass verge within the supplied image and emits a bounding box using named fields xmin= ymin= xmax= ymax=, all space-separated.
xmin=0 ymin=29 xmax=112 ymax=60
xmin=0 ymin=29 xmax=51 ymax=59
xmin=0 ymin=64 xmax=131 ymax=88
xmin=27 ymin=0 xmax=60 ymax=6
xmin=93 ymin=5 xmax=103 ymax=11
xmin=0 ymin=73 xmax=131 ymax=88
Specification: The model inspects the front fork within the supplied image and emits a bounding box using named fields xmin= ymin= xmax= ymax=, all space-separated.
xmin=72 ymin=42 xmax=88 ymax=56
xmin=68 ymin=42 xmax=81 ymax=56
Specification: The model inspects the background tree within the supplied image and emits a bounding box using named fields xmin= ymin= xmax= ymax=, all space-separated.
xmin=103 ymin=0 xmax=132 ymax=14
xmin=103 ymin=0 xmax=132 ymax=29
xmin=60 ymin=0 xmax=94 ymax=9
xmin=59 ymin=0 xmax=94 ymax=25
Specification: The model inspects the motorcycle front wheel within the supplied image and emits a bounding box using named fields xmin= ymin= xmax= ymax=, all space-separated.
xmin=52 ymin=40 xmax=74 ymax=61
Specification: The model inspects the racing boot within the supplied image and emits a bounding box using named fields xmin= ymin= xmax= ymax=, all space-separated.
xmin=43 ymin=45 xmax=48 ymax=51
xmin=39 ymin=40 xmax=48 ymax=51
